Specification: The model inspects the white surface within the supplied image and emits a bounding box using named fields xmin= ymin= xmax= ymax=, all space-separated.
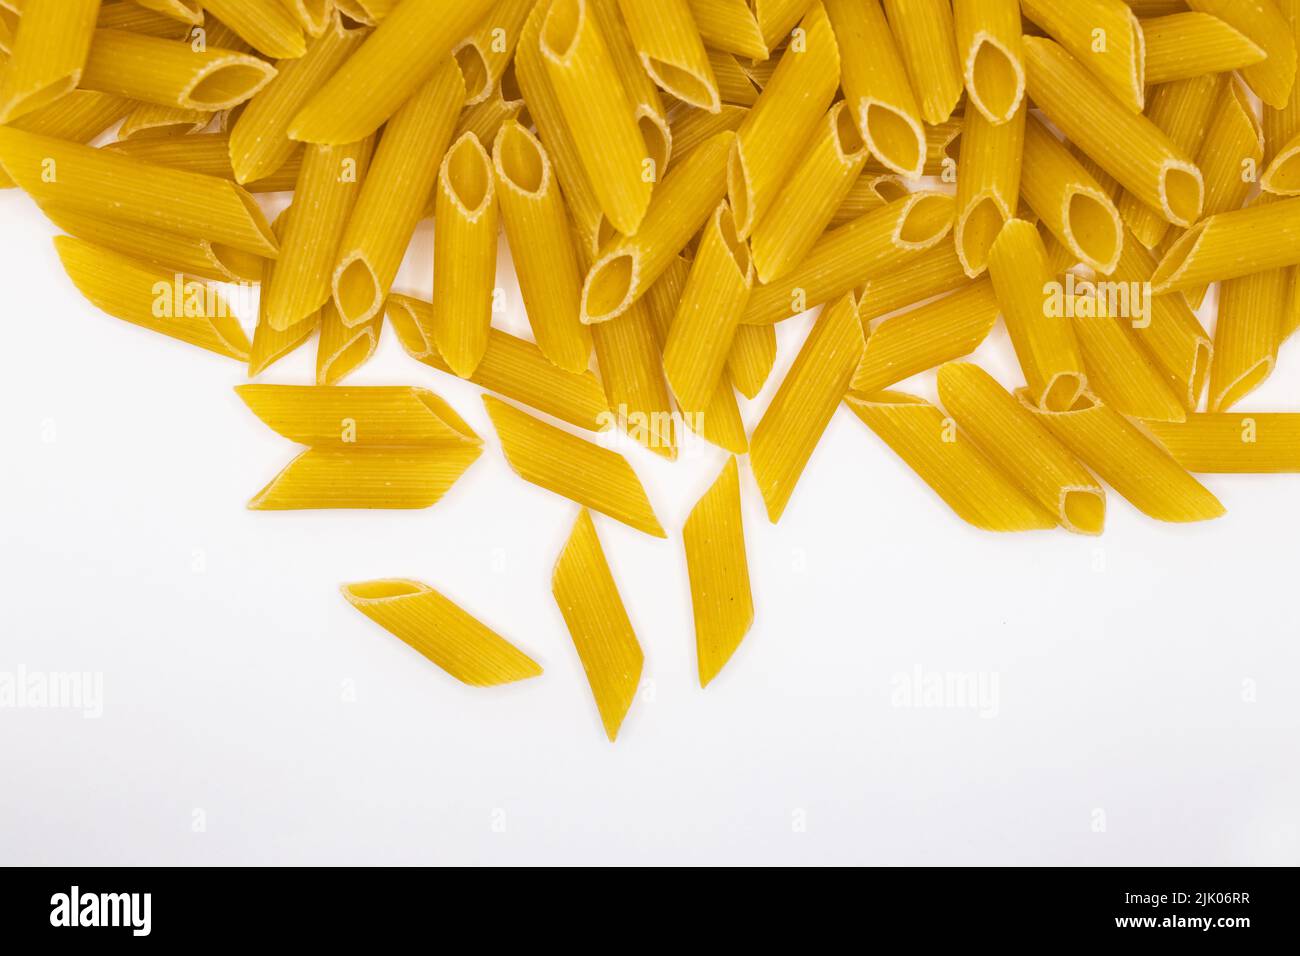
xmin=1 ymin=189 xmax=1298 ymax=867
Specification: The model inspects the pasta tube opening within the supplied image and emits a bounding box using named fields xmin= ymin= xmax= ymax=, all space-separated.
xmin=442 ymin=134 xmax=493 ymax=218
xmin=333 ymin=257 xmax=382 ymax=331
xmin=638 ymin=110 xmax=671 ymax=175
xmin=897 ymin=193 xmax=958 ymax=247
xmin=1061 ymin=486 xmax=1106 ymax=537
xmin=1065 ymin=188 xmax=1123 ymax=275
xmin=644 ymin=56 xmax=717 ymax=115
xmin=966 ymin=33 xmax=1025 ymax=124
xmin=1211 ymin=356 xmax=1275 ymax=414
xmin=1161 ymin=161 xmax=1204 ymax=228
xmin=343 ymin=579 xmax=426 ymax=602
xmin=957 ymin=196 xmax=1009 ymax=277
xmin=186 ymin=60 xmax=279 ymax=111
xmin=454 ymin=42 xmax=492 ymax=105
xmin=1150 ymin=222 xmax=1205 ymax=291
xmin=862 ymin=100 xmax=925 ymax=180
xmin=542 ymin=0 xmax=583 ymax=58
xmin=583 ymin=253 xmax=636 ymax=323
xmin=494 ymin=119 xmax=545 ymax=194
xmin=1262 ymin=140 xmax=1300 ymax=195
xmin=1042 ymin=372 xmax=1086 ymax=414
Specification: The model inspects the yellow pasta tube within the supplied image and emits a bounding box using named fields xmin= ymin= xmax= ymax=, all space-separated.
xmin=0 ymin=0 xmax=99 ymax=125
xmin=882 ymin=0 xmax=965 ymax=124
xmin=580 ymin=130 xmax=734 ymax=323
xmin=539 ymin=0 xmax=653 ymax=236
xmin=1022 ymin=390 xmax=1225 ymax=522
xmin=663 ymin=203 xmax=754 ymax=414
xmin=103 ymin=132 xmax=303 ymax=191
xmin=79 ymin=29 xmax=276 ymax=112
xmin=750 ymin=292 xmax=865 ymax=522
xmin=116 ymin=102 xmax=210 ymax=139
xmin=452 ymin=0 xmax=534 ymax=105
xmin=192 ymin=0 xmax=304 ymax=58
xmin=1024 ymin=37 xmax=1204 ymax=228
xmin=1152 ymin=195 xmax=1300 ymax=292
xmin=830 ymin=171 xmax=907 ymax=227
xmin=587 ymin=0 xmax=672 ymax=177
xmin=706 ymin=51 xmax=759 ymax=106
xmin=953 ymin=0 xmax=1025 ymax=124
xmin=1118 ymin=74 xmax=1222 ymax=249
xmin=617 ymin=0 xmax=720 ymax=112
xmin=851 ymin=280 xmax=1000 ymax=392
xmin=753 ymin=0 xmax=816 ymax=48
xmin=742 ymin=191 xmax=956 ymax=325
xmin=668 ymin=103 xmax=747 ymax=170
xmin=228 ymin=14 xmax=369 ymax=185
xmin=1209 ymin=227 xmax=1288 ymax=410
xmin=249 ymin=447 xmax=483 ymax=510
xmin=0 ymin=129 xmax=278 ymax=255
xmin=856 ymin=241 xmax=972 ymax=322
xmin=54 ymin=236 xmax=250 ymax=360
xmin=492 ymin=120 xmax=592 ymax=374
xmin=1019 ymin=115 xmax=1124 ymax=275
xmin=432 ymin=132 xmax=498 ymax=378
xmin=332 ymin=59 xmax=464 ymax=328
xmin=454 ymin=72 xmax=525 ymax=146
xmin=1142 ymin=12 xmax=1267 ymax=84
xmin=316 ymin=299 xmax=382 ymax=385
xmin=865 ymin=113 xmax=963 ymax=176
xmin=0 ymin=92 xmax=130 ymax=189
xmin=1022 ymin=0 xmax=1146 ymax=111
xmin=954 ymin=101 xmax=1025 ymax=276
xmin=485 ymin=396 xmax=666 ymax=537
xmin=751 ymin=101 xmax=869 ymax=283
xmin=248 ymin=296 xmax=316 ymax=378
xmin=728 ymin=324 xmax=778 ymax=397
xmin=684 ymin=458 xmax=754 ymax=687
xmin=591 ymin=300 xmax=679 ymax=458
xmin=280 ymin=0 xmax=332 ymax=37
xmin=290 ymin=0 xmax=494 ymax=144
xmin=687 ymin=0 xmax=767 ymax=59
xmin=341 ymin=580 xmax=542 ymax=687
xmin=1071 ymin=308 xmax=1187 ymax=423
xmin=846 ymin=391 xmax=1058 ymax=532
xmin=552 ymin=509 xmax=644 ymax=742
xmin=236 ymin=384 xmax=478 ymax=448
xmin=1263 ymin=0 xmax=1300 ymax=164
xmin=387 ymin=296 xmax=611 ymax=433
xmin=1263 ymin=132 xmax=1300 ymax=193
xmin=332 ymin=0 xmax=396 ymax=24
xmin=987 ymin=220 xmax=1087 ymax=411
xmin=1146 ymin=414 xmax=1300 ymax=471
xmin=264 ymin=136 xmax=374 ymax=330
xmin=728 ymin=1 xmax=840 ymax=238
xmin=936 ymin=363 xmax=1106 ymax=534
xmin=1186 ymin=0 xmax=1297 ymax=108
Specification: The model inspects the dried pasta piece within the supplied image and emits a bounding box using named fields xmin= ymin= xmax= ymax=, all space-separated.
xmin=1021 ymin=390 xmax=1225 ymax=523
xmin=290 ymin=0 xmax=495 ymax=143
xmin=341 ymin=580 xmax=542 ymax=687
xmin=883 ymin=0 xmax=965 ymax=124
xmin=954 ymin=100 xmax=1025 ymax=276
xmin=1071 ymin=309 xmax=1188 ymax=424
xmin=452 ymin=0 xmax=534 ymax=105
xmin=492 ymin=120 xmax=591 ymax=373
xmin=1146 ymin=414 xmax=1300 ymax=471
xmin=728 ymin=324 xmax=778 ymax=398
xmin=96 ymin=4 xmax=192 ymax=37
xmin=864 ymin=113 xmax=963 ymax=176
xmin=195 ymin=0 xmax=305 ymax=58
xmin=485 ymin=396 xmax=665 ymax=537
xmin=0 ymin=0 xmax=99 ymax=125
xmin=684 ymin=458 xmax=754 ymax=687
xmin=591 ymin=300 xmax=678 ymax=459
xmin=1022 ymin=0 xmax=1146 ymax=111
xmin=829 ymin=171 xmax=908 ymax=227
xmin=845 ymin=390 xmax=1057 ymax=532
xmin=454 ymin=72 xmax=525 ymax=145
xmin=706 ymin=51 xmax=759 ymax=106
xmin=856 ymin=241 xmax=971 ymax=323
xmin=618 ymin=0 xmax=720 ymax=112
xmin=54 ymin=236 xmax=250 ymax=361
xmin=248 ymin=208 xmax=316 ymax=376
xmin=1024 ymin=37 xmax=1203 ymax=229
xmin=1186 ymin=0 xmax=1297 ymax=108
xmin=987 ymin=219 xmax=1087 ymax=412
xmin=851 ymin=280 xmax=1000 ymax=393
xmin=742 ymin=191 xmax=955 ymax=325
xmin=727 ymin=1 xmax=840 ymax=238
xmin=387 ymin=296 xmax=611 ymax=433
xmin=332 ymin=59 xmax=465 ymax=328
xmin=117 ymin=102 xmax=211 ymax=139
xmin=750 ymin=292 xmax=866 ymax=522
xmin=753 ymin=0 xmax=816 ymax=49
xmin=1209 ymin=231 xmax=1288 ymax=410
xmin=588 ymin=0 xmax=672 ymax=177
xmin=104 ymin=132 xmax=303 ymax=191
xmin=552 ymin=509 xmax=644 ymax=742
xmin=668 ymin=103 xmax=747 ymax=170
xmin=236 ymin=384 xmax=479 ymax=448
xmin=1263 ymin=133 xmax=1300 ymax=193
xmin=316 ymin=300 xmax=382 ymax=385
xmin=0 ymin=129 xmax=278 ymax=256
xmin=333 ymin=0 xmax=396 ymax=23
xmin=0 ymin=91 xmax=132 ymax=192
xmin=248 ymin=447 xmax=482 ymax=510
xmin=687 ymin=0 xmax=768 ymax=59
xmin=937 ymin=363 xmax=1106 ymax=534
xmin=1152 ymin=195 xmax=1300 ymax=292
xmin=1264 ymin=0 xmax=1300 ymax=166
xmin=281 ymin=0 xmax=333 ymax=37
xmin=953 ymin=0 xmax=1025 ymax=124
xmin=1142 ymin=11 xmax=1267 ymax=84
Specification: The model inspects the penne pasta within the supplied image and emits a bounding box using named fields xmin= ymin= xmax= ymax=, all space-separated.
xmin=117 ymin=102 xmax=211 ymax=139
xmin=552 ymin=509 xmax=644 ymax=742
xmin=0 ymin=129 xmax=278 ymax=256
xmin=1185 ymin=0 xmax=1297 ymax=109
xmin=1146 ymin=414 xmax=1300 ymax=471
xmin=0 ymin=91 xmax=133 ymax=190
xmin=687 ymin=0 xmax=768 ymax=59
xmin=1152 ymin=195 xmax=1300 ymax=292
xmin=581 ymin=130 xmax=734 ymax=323
xmin=540 ymin=0 xmax=654 ymax=236
xmin=248 ymin=446 xmax=483 ymax=510
xmin=830 ymin=171 xmax=908 ymax=227
xmin=663 ymin=203 xmax=755 ymax=414
xmin=452 ymin=0 xmax=534 ymax=105
xmin=432 ymin=132 xmax=498 ymax=378
xmin=332 ymin=0 xmax=396 ymax=23
xmin=706 ymin=50 xmax=759 ymax=106
xmin=196 ymin=0 xmax=304 ymax=58
xmin=987 ymin=219 xmax=1088 ymax=411
xmin=728 ymin=323 xmax=778 ymax=397
xmin=668 ymin=103 xmax=748 ymax=170
xmin=936 ymin=362 xmax=1106 ymax=534
xmin=1022 ymin=0 xmax=1147 ymax=111
xmin=856 ymin=240 xmax=972 ymax=322
xmin=591 ymin=298 xmax=679 ymax=458
xmin=850 ymin=280 xmax=1000 ymax=392
xmin=103 ymin=132 xmax=303 ymax=191
xmin=54 ymin=236 xmax=250 ymax=361
xmin=281 ymin=0 xmax=333 ymax=38
xmin=0 ymin=0 xmax=99 ymax=125
xmin=882 ymin=0 xmax=966 ymax=124
xmin=228 ymin=13 xmax=369 ymax=185
xmin=492 ymin=120 xmax=592 ymax=374
xmin=1071 ymin=306 xmax=1188 ymax=423
xmin=485 ymin=396 xmax=666 ymax=537
xmin=1020 ymin=114 xmax=1124 ymax=275
xmin=341 ymin=580 xmax=542 ymax=687
xmin=588 ymin=0 xmax=672 ymax=178
xmin=864 ymin=113 xmax=962 ymax=177
xmin=751 ymin=100 xmax=870 ymax=283
xmin=684 ymin=458 xmax=754 ymax=687
xmin=290 ymin=0 xmax=495 ymax=144
xmin=1024 ymin=37 xmax=1203 ymax=229
xmin=316 ymin=299 xmax=382 ymax=385
xmin=332 ymin=59 xmax=465 ymax=328
xmin=952 ymin=0 xmax=1025 ymax=124
xmin=753 ymin=0 xmax=817 ymax=49
xmin=454 ymin=71 xmax=526 ymax=145
xmin=1263 ymin=133 xmax=1300 ymax=193
xmin=954 ymin=101 xmax=1025 ymax=276
xmin=1021 ymin=390 xmax=1225 ymax=522
xmin=1263 ymin=0 xmax=1300 ymax=166
xmin=750 ymin=292 xmax=866 ymax=522
xmin=728 ymin=1 xmax=840 ymax=238
xmin=248 ymin=280 xmax=316 ymax=378
xmin=618 ymin=0 xmax=720 ymax=112
xmin=741 ymin=191 xmax=956 ymax=325
xmin=1142 ymin=12 xmax=1267 ymax=84
xmin=845 ymin=390 xmax=1058 ymax=532
xmin=387 ymin=295 xmax=611 ymax=432
xmin=1209 ymin=222 xmax=1287 ymax=410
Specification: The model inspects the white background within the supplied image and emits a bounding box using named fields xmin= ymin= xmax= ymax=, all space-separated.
xmin=1 ymin=184 xmax=1298 ymax=866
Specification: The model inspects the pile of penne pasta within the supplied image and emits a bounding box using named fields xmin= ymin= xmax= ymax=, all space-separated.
xmin=2 ymin=0 xmax=1299 ymax=740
